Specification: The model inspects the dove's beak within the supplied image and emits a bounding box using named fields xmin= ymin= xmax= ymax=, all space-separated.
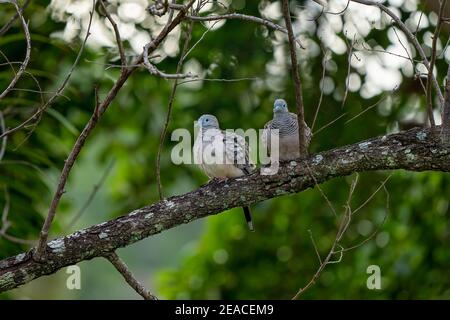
xmin=274 ymin=105 xmax=283 ymax=113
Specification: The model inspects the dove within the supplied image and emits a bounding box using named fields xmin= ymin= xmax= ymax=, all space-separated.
xmin=193 ymin=114 xmax=256 ymax=231
xmin=262 ymin=99 xmax=312 ymax=161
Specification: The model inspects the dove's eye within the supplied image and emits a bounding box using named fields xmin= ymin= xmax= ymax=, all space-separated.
xmin=205 ymin=119 xmax=209 ymax=122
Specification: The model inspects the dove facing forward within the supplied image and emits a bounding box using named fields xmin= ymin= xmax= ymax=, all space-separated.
xmin=193 ymin=114 xmax=255 ymax=231
xmin=262 ymin=99 xmax=312 ymax=161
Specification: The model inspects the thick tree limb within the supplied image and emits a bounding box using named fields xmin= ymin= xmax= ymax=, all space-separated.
xmin=0 ymin=127 xmax=449 ymax=292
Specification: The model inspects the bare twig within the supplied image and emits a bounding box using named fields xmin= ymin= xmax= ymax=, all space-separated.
xmin=144 ymin=61 xmax=196 ymax=79
xmin=182 ymin=20 xmax=220 ymax=60
xmin=292 ymin=173 xmax=358 ymax=299
xmin=65 ymin=159 xmax=115 ymax=232
xmin=0 ymin=187 xmax=36 ymax=246
xmin=0 ymin=0 xmax=31 ymax=101
xmin=292 ymin=173 xmax=392 ymax=298
xmin=104 ymin=252 xmax=157 ymax=300
xmin=341 ymin=34 xmax=356 ymax=109
xmin=344 ymin=89 xmax=395 ymax=124
xmin=186 ymin=13 xmax=304 ymax=49
xmin=426 ymin=0 xmax=447 ymax=128
xmin=305 ymin=163 xmax=338 ymax=217
xmin=0 ymin=0 xmax=93 ymax=139
xmin=99 ymin=0 xmax=127 ymax=69
xmin=350 ymin=0 xmax=444 ymax=106
xmin=441 ymin=65 xmax=450 ymax=143
xmin=0 ymin=111 xmax=6 ymax=162
xmin=0 ymin=0 xmax=31 ymax=37
xmin=313 ymin=112 xmax=348 ymax=135
xmin=1 ymin=187 xmax=11 ymax=235
xmin=343 ymin=184 xmax=390 ymax=252
xmin=143 ymin=1 xmax=196 ymax=79
xmin=33 ymin=0 xmax=197 ymax=260
xmin=308 ymin=230 xmax=322 ymax=264
xmin=156 ymin=19 xmax=196 ymax=199
xmin=178 ymin=76 xmax=260 ymax=85
xmin=147 ymin=0 xmax=186 ymax=17
xmin=352 ymin=175 xmax=392 ymax=215
xmin=282 ymin=0 xmax=308 ymax=156
xmin=311 ymin=46 xmax=328 ymax=132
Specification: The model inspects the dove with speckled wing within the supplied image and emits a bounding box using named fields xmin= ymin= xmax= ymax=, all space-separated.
xmin=193 ymin=114 xmax=256 ymax=231
xmin=262 ymin=99 xmax=312 ymax=161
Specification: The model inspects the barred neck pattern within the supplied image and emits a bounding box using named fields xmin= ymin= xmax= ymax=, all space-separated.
xmin=270 ymin=113 xmax=298 ymax=136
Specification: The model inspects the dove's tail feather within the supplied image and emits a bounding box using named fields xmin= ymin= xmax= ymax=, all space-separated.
xmin=242 ymin=206 xmax=255 ymax=232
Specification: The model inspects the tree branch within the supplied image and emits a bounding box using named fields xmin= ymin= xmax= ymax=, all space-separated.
xmin=442 ymin=65 xmax=450 ymax=142
xmin=99 ymin=0 xmax=127 ymax=69
xmin=281 ymin=0 xmax=308 ymax=156
xmin=426 ymin=0 xmax=447 ymax=128
xmin=350 ymin=0 xmax=445 ymax=107
xmin=185 ymin=14 xmax=304 ymax=49
xmin=0 ymin=0 xmax=93 ymax=139
xmin=0 ymin=0 xmax=31 ymax=37
xmin=0 ymin=0 xmax=31 ymax=101
xmin=156 ymin=16 xmax=196 ymax=199
xmin=0 ymin=127 xmax=449 ymax=292
xmin=33 ymin=0 xmax=197 ymax=260
xmin=104 ymin=252 xmax=157 ymax=300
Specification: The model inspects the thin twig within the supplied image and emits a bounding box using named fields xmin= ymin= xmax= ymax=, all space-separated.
xmin=0 ymin=0 xmax=93 ymax=139
xmin=0 ymin=0 xmax=31 ymax=101
xmin=186 ymin=13 xmax=304 ymax=49
xmin=0 ymin=187 xmax=35 ymax=246
xmin=292 ymin=173 xmax=360 ymax=299
xmin=178 ymin=76 xmax=260 ymax=85
xmin=352 ymin=175 xmax=392 ymax=215
xmin=1 ymin=187 xmax=11 ymax=234
xmin=344 ymin=89 xmax=395 ymax=124
xmin=0 ymin=111 xmax=6 ymax=162
xmin=99 ymin=0 xmax=127 ymax=69
xmin=441 ymin=65 xmax=450 ymax=142
xmin=105 ymin=252 xmax=157 ymax=300
xmin=0 ymin=0 xmax=31 ymax=37
xmin=282 ymin=0 xmax=308 ymax=156
xmin=65 ymin=159 xmax=115 ymax=232
xmin=144 ymin=61 xmax=196 ymax=79
xmin=143 ymin=0 xmax=195 ymax=80
xmin=308 ymin=229 xmax=322 ymax=264
xmin=350 ymin=0 xmax=444 ymax=106
xmin=313 ymin=112 xmax=348 ymax=135
xmin=311 ymin=46 xmax=328 ymax=132
xmin=341 ymin=34 xmax=356 ymax=109
xmin=426 ymin=0 xmax=447 ymax=128
xmin=343 ymin=184 xmax=390 ymax=252
xmin=182 ymin=20 xmax=219 ymax=60
xmin=156 ymin=4 xmax=198 ymax=199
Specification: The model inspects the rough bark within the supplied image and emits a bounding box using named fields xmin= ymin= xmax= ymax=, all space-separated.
xmin=1 ymin=127 xmax=449 ymax=292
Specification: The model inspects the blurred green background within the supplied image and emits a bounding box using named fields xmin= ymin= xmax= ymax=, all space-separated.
xmin=0 ymin=0 xmax=449 ymax=299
